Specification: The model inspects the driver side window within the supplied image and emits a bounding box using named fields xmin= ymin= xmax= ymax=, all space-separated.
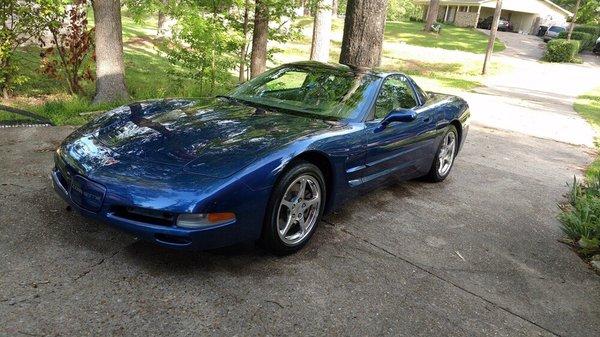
xmin=374 ymin=76 xmax=418 ymax=120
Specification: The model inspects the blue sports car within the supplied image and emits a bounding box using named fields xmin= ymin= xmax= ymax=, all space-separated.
xmin=52 ymin=61 xmax=470 ymax=254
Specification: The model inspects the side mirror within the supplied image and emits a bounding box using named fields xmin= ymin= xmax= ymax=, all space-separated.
xmin=378 ymin=108 xmax=417 ymax=130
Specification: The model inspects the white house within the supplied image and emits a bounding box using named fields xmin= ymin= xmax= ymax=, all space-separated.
xmin=414 ymin=0 xmax=573 ymax=34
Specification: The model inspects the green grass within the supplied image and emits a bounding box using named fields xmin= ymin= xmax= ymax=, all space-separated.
xmin=384 ymin=21 xmax=505 ymax=54
xmin=574 ymin=87 xmax=600 ymax=177
xmin=2 ymin=14 xmax=505 ymax=125
xmin=295 ymin=17 xmax=505 ymax=54
xmin=2 ymin=12 xmax=233 ymax=125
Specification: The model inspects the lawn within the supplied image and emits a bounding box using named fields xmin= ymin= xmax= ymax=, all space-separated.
xmin=574 ymin=86 xmax=600 ymax=177
xmin=294 ymin=17 xmax=505 ymax=54
xmin=384 ymin=21 xmax=505 ymax=53
xmin=2 ymin=15 xmax=506 ymax=125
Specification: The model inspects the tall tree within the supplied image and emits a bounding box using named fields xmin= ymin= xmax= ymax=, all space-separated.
xmin=567 ymin=0 xmax=581 ymax=40
xmin=157 ymin=0 xmax=169 ymax=36
xmin=239 ymin=0 xmax=250 ymax=82
xmin=250 ymin=0 xmax=268 ymax=78
xmin=92 ymin=0 xmax=128 ymax=103
xmin=310 ymin=0 xmax=333 ymax=62
xmin=482 ymin=0 xmax=502 ymax=75
xmin=424 ymin=0 xmax=440 ymax=32
xmin=339 ymin=0 xmax=388 ymax=68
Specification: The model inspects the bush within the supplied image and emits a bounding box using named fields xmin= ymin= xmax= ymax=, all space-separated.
xmin=574 ymin=25 xmax=600 ymax=40
xmin=544 ymin=39 xmax=581 ymax=62
xmin=558 ymin=31 xmax=594 ymax=51
xmin=560 ymin=175 xmax=600 ymax=254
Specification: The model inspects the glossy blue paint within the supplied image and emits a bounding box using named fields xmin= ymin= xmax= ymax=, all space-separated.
xmin=52 ymin=62 xmax=470 ymax=250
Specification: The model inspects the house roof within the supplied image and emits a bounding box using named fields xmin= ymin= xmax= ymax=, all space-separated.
xmin=412 ymin=0 xmax=573 ymax=16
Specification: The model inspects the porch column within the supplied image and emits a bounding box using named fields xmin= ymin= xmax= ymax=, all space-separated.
xmin=444 ymin=5 xmax=450 ymax=22
xmin=475 ymin=5 xmax=482 ymax=25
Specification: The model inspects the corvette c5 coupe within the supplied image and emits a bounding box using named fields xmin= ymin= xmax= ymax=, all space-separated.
xmin=52 ymin=61 xmax=470 ymax=254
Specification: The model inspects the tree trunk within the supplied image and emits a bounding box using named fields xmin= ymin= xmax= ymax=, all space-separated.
xmin=332 ymin=0 xmax=338 ymax=17
xmin=482 ymin=0 xmax=502 ymax=75
xmin=339 ymin=0 xmax=388 ymax=69
xmin=157 ymin=12 xmax=166 ymax=36
xmin=424 ymin=0 xmax=440 ymax=32
xmin=303 ymin=0 xmax=311 ymax=16
xmin=92 ymin=0 xmax=128 ymax=103
xmin=250 ymin=0 xmax=268 ymax=78
xmin=567 ymin=0 xmax=581 ymax=40
xmin=239 ymin=0 xmax=250 ymax=82
xmin=157 ymin=0 xmax=169 ymax=36
xmin=310 ymin=0 xmax=333 ymax=62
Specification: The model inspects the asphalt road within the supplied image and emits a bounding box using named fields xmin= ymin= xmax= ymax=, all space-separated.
xmin=1 ymin=125 xmax=599 ymax=336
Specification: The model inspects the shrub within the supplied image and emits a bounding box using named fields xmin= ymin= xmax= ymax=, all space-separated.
xmin=560 ymin=175 xmax=600 ymax=254
xmin=574 ymin=25 xmax=600 ymax=40
xmin=544 ymin=39 xmax=580 ymax=62
xmin=558 ymin=31 xmax=594 ymax=51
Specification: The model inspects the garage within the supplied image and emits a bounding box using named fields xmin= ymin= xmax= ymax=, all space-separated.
xmin=416 ymin=0 xmax=573 ymax=35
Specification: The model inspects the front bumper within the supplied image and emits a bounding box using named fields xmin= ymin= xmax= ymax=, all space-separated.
xmin=51 ymin=168 xmax=266 ymax=250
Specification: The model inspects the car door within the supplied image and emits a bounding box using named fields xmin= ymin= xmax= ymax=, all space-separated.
xmin=362 ymin=74 xmax=435 ymax=182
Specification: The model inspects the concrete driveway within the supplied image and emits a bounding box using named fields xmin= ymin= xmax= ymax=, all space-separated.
xmin=466 ymin=31 xmax=600 ymax=147
xmin=1 ymin=122 xmax=599 ymax=336
xmin=480 ymin=30 xmax=547 ymax=60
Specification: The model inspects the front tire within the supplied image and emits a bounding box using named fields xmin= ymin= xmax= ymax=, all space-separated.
xmin=425 ymin=125 xmax=458 ymax=182
xmin=261 ymin=162 xmax=326 ymax=255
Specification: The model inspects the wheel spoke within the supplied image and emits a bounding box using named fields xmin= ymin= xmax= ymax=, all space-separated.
xmin=305 ymin=196 xmax=320 ymax=208
xmin=281 ymin=199 xmax=294 ymax=210
xmin=297 ymin=178 xmax=307 ymax=200
xmin=280 ymin=216 xmax=294 ymax=237
xmin=298 ymin=217 xmax=308 ymax=233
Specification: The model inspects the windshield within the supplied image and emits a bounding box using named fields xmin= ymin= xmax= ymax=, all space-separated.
xmin=229 ymin=65 xmax=378 ymax=120
xmin=549 ymin=26 xmax=565 ymax=33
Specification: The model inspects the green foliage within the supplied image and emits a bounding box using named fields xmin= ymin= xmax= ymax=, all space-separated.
xmin=577 ymin=0 xmax=600 ymax=25
xmin=166 ymin=9 xmax=242 ymax=93
xmin=386 ymin=0 xmax=422 ymax=22
xmin=123 ymin=0 xmax=164 ymax=23
xmin=554 ymin=0 xmax=600 ymax=24
xmin=543 ymin=39 xmax=580 ymax=63
xmin=40 ymin=2 xmax=95 ymax=95
xmin=574 ymin=24 xmax=600 ymax=42
xmin=562 ymin=86 xmax=600 ymax=256
xmin=558 ymin=31 xmax=594 ymax=51
xmin=560 ymin=175 xmax=600 ymax=254
xmin=0 ymin=0 xmax=61 ymax=97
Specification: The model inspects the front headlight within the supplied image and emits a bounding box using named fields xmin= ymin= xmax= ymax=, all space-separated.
xmin=176 ymin=212 xmax=236 ymax=228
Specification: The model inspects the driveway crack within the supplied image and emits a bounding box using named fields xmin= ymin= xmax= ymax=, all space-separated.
xmin=322 ymin=219 xmax=561 ymax=337
xmin=74 ymin=249 xmax=121 ymax=281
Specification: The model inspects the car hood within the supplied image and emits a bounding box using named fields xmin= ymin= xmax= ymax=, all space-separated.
xmin=67 ymin=98 xmax=334 ymax=178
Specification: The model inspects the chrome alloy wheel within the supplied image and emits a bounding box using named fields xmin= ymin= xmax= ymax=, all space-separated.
xmin=438 ymin=131 xmax=457 ymax=176
xmin=277 ymin=174 xmax=322 ymax=246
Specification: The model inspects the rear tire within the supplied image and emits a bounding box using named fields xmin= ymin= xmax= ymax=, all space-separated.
xmin=260 ymin=162 xmax=326 ymax=255
xmin=425 ymin=126 xmax=458 ymax=183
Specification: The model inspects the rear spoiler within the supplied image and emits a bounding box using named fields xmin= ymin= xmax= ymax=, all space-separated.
xmin=0 ymin=104 xmax=54 ymax=127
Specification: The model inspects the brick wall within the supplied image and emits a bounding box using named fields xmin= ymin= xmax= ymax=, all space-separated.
xmin=454 ymin=12 xmax=479 ymax=28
